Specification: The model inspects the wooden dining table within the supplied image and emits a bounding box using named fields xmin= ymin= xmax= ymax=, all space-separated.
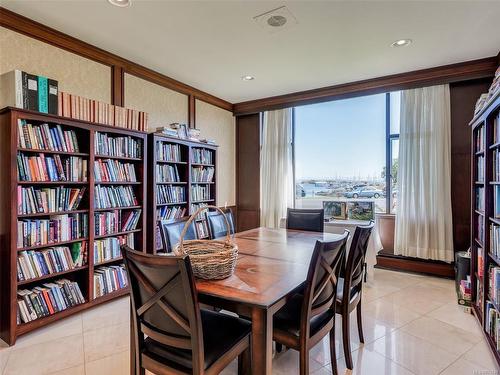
xmin=195 ymin=227 xmax=345 ymax=375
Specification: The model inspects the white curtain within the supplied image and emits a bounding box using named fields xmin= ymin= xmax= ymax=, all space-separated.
xmin=260 ymin=108 xmax=294 ymax=228
xmin=395 ymin=84 xmax=454 ymax=262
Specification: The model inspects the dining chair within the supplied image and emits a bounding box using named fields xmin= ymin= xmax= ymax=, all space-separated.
xmin=336 ymin=221 xmax=375 ymax=370
xmin=121 ymin=245 xmax=252 ymax=375
xmin=205 ymin=208 xmax=235 ymax=239
xmin=286 ymin=208 xmax=324 ymax=232
xmin=272 ymin=230 xmax=349 ymax=375
xmin=159 ymin=217 xmax=198 ymax=252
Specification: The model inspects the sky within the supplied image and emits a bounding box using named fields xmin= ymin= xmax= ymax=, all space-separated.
xmin=295 ymin=93 xmax=399 ymax=180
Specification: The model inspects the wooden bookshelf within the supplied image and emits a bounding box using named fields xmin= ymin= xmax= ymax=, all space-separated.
xmin=0 ymin=107 xmax=147 ymax=345
xmin=147 ymin=133 xmax=217 ymax=253
xmin=469 ymin=91 xmax=500 ymax=366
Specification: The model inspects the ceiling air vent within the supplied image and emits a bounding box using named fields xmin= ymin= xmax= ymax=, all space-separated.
xmin=254 ymin=6 xmax=298 ymax=33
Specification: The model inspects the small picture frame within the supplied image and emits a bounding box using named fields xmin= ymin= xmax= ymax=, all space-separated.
xmin=323 ymin=201 xmax=347 ymax=220
xmin=177 ymin=123 xmax=188 ymax=139
xmin=347 ymin=201 xmax=375 ymax=221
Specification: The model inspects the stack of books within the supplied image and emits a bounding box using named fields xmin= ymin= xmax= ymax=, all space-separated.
xmin=156 ymin=185 xmax=185 ymax=204
xmin=489 ymin=266 xmax=500 ymax=305
xmin=191 ymin=166 xmax=214 ymax=183
xmin=191 ymin=185 xmax=210 ymax=201
xmin=191 ymin=148 xmax=213 ymax=164
xmin=94 ymin=159 xmax=137 ymax=182
xmin=17 ymin=279 xmax=85 ymax=324
xmin=156 ymin=143 xmax=181 ymax=162
xmin=17 ymin=243 xmax=87 ymax=281
xmin=157 ymin=205 xmax=186 ymax=221
xmin=58 ymin=92 xmax=148 ymax=131
xmin=95 ymin=132 xmax=142 ymax=159
xmin=474 ymin=68 xmax=500 ymax=115
xmin=94 ymin=185 xmax=138 ymax=209
xmin=94 ymin=264 xmax=128 ymax=298
xmin=17 ymin=213 xmax=89 ymax=248
xmin=94 ymin=209 xmax=141 ymax=236
xmin=94 ymin=234 xmax=134 ymax=264
xmin=17 ymin=120 xmax=80 ymax=152
xmin=156 ymin=164 xmax=180 ymax=182
xmin=17 ymin=186 xmax=86 ymax=215
xmin=17 ymin=153 xmax=88 ymax=182
xmin=0 ymin=70 xmax=58 ymax=115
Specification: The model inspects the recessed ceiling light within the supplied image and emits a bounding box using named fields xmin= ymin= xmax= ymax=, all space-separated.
xmin=108 ymin=0 xmax=131 ymax=7
xmin=391 ymin=39 xmax=412 ymax=47
xmin=241 ymin=75 xmax=255 ymax=81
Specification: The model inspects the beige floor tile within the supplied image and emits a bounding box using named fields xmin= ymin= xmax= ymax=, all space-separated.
xmin=82 ymin=296 xmax=130 ymax=332
xmin=439 ymin=357 xmax=490 ymax=375
xmin=362 ymin=298 xmax=421 ymax=328
xmin=272 ymin=347 xmax=324 ymax=374
xmin=462 ymin=338 xmax=499 ymax=371
xmin=83 ymin=322 xmax=129 ymax=363
xmin=362 ymin=283 xmax=403 ymax=303
xmin=52 ymin=364 xmax=85 ymax=375
xmin=400 ymin=316 xmax=482 ymax=356
xmin=4 ymin=333 xmax=84 ymax=375
xmin=14 ymin=313 xmax=83 ymax=349
xmin=426 ymin=302 xmax=484 ymax=336
xmin=86 ymin=350 xmax=129 ymax=375
xmin=0 ymin=341 xmax=12 ymax=374
xmin=382 ymin=288 xmax=448 ymax=315
xmin=369 ymin=330 xmax=459 ymax=375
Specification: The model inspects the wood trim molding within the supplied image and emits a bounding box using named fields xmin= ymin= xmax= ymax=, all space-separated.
xmin=188 ymin=95 xmax=196 ymax=128
xmin=234 ymin=56 xmax=499 ymax=115
xmin=111 ymin=66 xmax=124 ymax=106
xmin=0 ymin=6 xmax=232 ymax=111
xmin=376 ymin=254 xmax=455 ymax=278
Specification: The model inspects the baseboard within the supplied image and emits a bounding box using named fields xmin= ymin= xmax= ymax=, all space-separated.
xmin=375 ymin=253 xmax=455 ymax=279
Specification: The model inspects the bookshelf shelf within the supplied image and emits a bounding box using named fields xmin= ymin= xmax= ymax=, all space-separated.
xmin=191 ymin=199 xmax=215 ymax=204
xmin=17 ymin=265 xmax=89 ymax=286
xmin=94 ymin=257 xmax=123 ymax=267
xmin=192 ymin=182 xmax=215 ymax=185
xmin=156 ymin=202 xmax=188 ymax=207
xmin=475 ymin=210 xmax=485 ymax=216
xmin=191 ymin=163 xmax=214 ymax=167
xmin=0 ymin=107 xmax=147 ymax=345
xmin=470 ymin=90 xmax=500 ymax=366
xmin=475 ymin=181 xmax=485 ymax=185
xmin=156 ymin=181 xmax=187 ymax=185
xmin=156 ymin=160 xmax=188 ymax=165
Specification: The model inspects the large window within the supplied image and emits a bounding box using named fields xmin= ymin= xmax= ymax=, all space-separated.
xmin=294 ymin=92 xmax=400 ymax=217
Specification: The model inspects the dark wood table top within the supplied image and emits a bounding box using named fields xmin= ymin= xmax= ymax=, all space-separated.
xmin=195 ymin=227 xmax=344 ymax=308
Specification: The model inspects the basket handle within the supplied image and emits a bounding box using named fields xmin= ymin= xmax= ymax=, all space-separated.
xmin=175 ymin=205 xmax=232 ymax=255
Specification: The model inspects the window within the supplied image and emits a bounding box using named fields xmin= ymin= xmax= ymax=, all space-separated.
xmin=294 ymin=92 xmax=400 ymax=216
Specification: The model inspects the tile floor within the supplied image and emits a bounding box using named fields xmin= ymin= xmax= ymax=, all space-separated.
xmin=0 ymin=269 xmax=498 ymax=374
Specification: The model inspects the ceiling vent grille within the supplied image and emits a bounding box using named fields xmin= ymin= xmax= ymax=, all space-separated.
xmin=253 ymin=6 xmax=298 ymax=33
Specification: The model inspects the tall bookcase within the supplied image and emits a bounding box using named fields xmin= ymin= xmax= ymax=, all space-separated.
xmin=147 ymin=133 xmax=217 ymax=253
xmin=470 ymin=90 xmax=500 ymax=366
xmin=0 ymin=107 xmax=147 ymax=345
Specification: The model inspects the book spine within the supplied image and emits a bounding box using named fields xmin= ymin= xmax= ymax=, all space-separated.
xmin=37 ymin=76 xmax=48 ymax=113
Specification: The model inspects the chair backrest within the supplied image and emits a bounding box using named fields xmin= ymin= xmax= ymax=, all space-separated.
xmin=300 ymin=231 xmax=349 ymax=337
xmin=286 ymin=208 xmax=324 ymax=232
xmin=159 ymin=217 xmax=198 ymax=252
xmin=342 ymin=221 xmax=375 ymax=300
xmin=205 ymin=208 xmax=235 ymax=239
xmin=121 ymin=246 xmax=205 ymax=373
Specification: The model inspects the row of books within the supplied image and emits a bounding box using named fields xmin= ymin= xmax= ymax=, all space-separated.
xmin=94 ymin=159 xmax=137 ymax=183
xmin=17 ymin=186 xmax=86 ymax=215
xmin=17 ymin=279 xmax=85 ymax=324
xmin=94 ymin=234 xmax=134 ymax=264
xmin=494 ymin=186 xmax=500 ymax=218
xmin=157 ymin=205 xmax=186 ymax=221
xmin=486 ymin=302 xmax=500 ymax=351
xmin=156 ymin=185 xmax=185 ymax=204
xmin=195 ymin=220 xmax=209 ymax=239
xmin=157 ymin=142 xmax=182 ymax=162
xmin=190 ymin=203 xmax=208 ymax=220
xmin=476 ymin=66 xmax=500 ymax=115
xmin=58 ymin=91 xmax=148 ymax=132
xmin=94 ymin=185 xmax=138 ymax=209
xmin=0 ymin=70 xmax=58 ymax=115
xmin=17 ymin=243 xmax=87 ymax=282
xmin=94 ymin=264 xmax=128 ymax=298
xmin=94 ymin=209 xmax=141 ymax=236
xmin=478 ymin=247 xmax=485 ymax=278
xmin=493 ymin=112 xmax=500 ymax=145
xmin=17 ymin=213 xmax=88 ymax=249
xmin=17 ymin=120 xmax=80 ymax=152
xmin=478 ymin=215 xmax=485 ymax=244
xmin=491 ymin=226 xmax=500 ymax=259
xmin=156 ymin=164 xmax=180 ymax=182
xmin=477 ymin=187 xmax=485 ymax=213
xmin=191 ymin=185 xmax=211 ymax=202
xmin=476 ymin=125 xmax=485 ymax=153
xmin=477 ymin=155 xmax=485 ymax=182
xmin=489 ymin=266 xmax=500 ymax=306
xmin=191 ymin=148 xmax=213 ymax=165
xmin=192 ymin=166 xmax=214 ymax=183
xmin=17 ymin=153 xmax=88 ymax=182
xmin=95 ymin=132 xmax=142 ymax=159
xmin=493 ymin=149 xmax=500 ymax=182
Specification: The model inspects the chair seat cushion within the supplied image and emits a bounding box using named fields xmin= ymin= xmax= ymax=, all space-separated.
xmin=336 ymin=278 xmax=360 ymax=304
xmin=142 ymin=309 xmax=251 ymax=370
xmin=273 ymin=293 xmax=334 ymax=338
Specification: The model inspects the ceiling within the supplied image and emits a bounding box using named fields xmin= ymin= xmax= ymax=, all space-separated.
xmin=2 ymin=1 xmax=500 ymax=104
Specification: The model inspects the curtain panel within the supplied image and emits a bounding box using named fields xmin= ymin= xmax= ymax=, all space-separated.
xmin=260 ymin=108 xmax=294 ymax=228
xmin=395 ymin=84 xmax=454 ymax=262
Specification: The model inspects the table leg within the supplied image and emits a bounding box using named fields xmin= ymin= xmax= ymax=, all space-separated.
xmin=251 ymin=306 xmax=272 ymax=375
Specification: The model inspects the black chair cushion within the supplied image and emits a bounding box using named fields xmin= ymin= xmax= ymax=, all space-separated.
xmin=142 ymin=309 xmax=251 ymax=370
xmin=273 ymin=293 xmax=334 ymax=338
xmin=336 ymin=278 xmax=360 ymax=304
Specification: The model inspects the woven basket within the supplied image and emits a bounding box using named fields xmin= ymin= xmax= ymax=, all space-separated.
xmin=173 ymin=205 xmax=238 ymax=280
